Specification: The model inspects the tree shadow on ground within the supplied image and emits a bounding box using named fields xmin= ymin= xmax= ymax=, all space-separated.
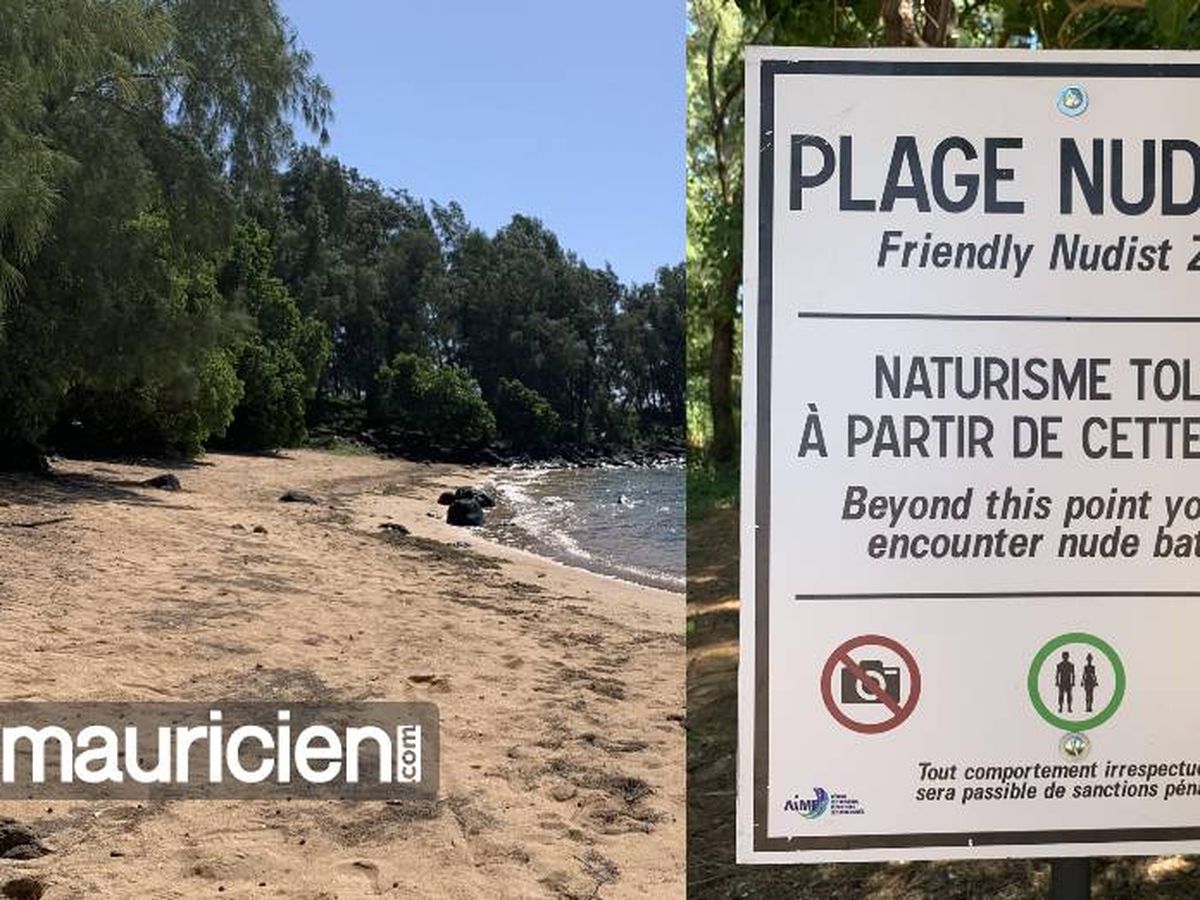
xmin=197 ymin=449 xmax=292 ymax=462
xmin=0 ymin=469 xmax=173 ymax=509
xmin=685 ymin=503 xmax=1200 ymax=899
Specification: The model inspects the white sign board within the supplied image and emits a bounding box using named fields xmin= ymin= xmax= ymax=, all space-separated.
xmin=738 ymin=48 xmax=1200 ymax=863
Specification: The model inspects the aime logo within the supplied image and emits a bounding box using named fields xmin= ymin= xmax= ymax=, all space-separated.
xmin=783 ymin=786 xmax=829 ymax=819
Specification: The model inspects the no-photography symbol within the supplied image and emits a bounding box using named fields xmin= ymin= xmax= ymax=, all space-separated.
xmin=820 ymin=634 xmax=921 ymax=734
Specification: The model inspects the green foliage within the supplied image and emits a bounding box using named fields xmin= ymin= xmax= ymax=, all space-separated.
xmin=687 ymin=0 xmax=1200 ymax=465
xmin=372 ymin=353 xmax=496 ymax=447
xmin=687 ymin=0 xmax=749 ymax=463
xmin=267 ymin=148 xmax=443 ymax=399
xmin=269 ymin=156 xmax=683 ymax=452
xmin=312 ymin=436 xmax=376 ymax=457
xmin=0 ymin=0 xmax=172 ymax=304
xmin=220 ymin=223 xmax=331 ymax=450
xmin=52 ymin=351 xmax=243 ymax=456
xmin=0 ymin=2 xmax=680 ymax=468
xmin=190 ymin=351 xmax=247 ymax=448
xmin=687 ymin=459 xmax=739 ymax=523
xmin=223 ymin=341 xmax=307 ymax=449
xmin=495 ymin=378 xmax=563 ymax=450
xmin=610 ymin=263 xmax=686 ymax=436
xmin=1146 ymin=0 xmax=1200 ymax=45
xmin=170 ymin=0 xmax=331 ymax=187
xmin=0 ymin=0 xmax=329 ymax=468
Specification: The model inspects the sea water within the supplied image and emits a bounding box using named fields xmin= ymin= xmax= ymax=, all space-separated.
xmin=484 ymin=465 xmax=684 ymax=592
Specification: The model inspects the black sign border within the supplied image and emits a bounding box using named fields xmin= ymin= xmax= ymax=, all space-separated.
xmin=752 ymin=56 xmax=1200 ymax=854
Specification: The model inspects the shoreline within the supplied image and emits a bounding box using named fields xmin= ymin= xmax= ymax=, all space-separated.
xmin=478 ymin=466 xmax=685 ymax=595
xmin=475 ymin=522 xmax=685 ymax=596
xmin=320 ymin=430 xmax=686 ymax=471
xmin=353 ymin=466 xmax=683 ymax=609
xmin=0 ymin=449 xmax=684 ymax=898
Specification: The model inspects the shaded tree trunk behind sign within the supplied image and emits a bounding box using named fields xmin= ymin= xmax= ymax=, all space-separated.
xmin=709 ymin=297 xmax=737 ymax=464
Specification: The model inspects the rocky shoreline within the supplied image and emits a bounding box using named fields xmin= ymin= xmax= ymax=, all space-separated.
xmin=333 ymin=428 xmax=686 ymax=470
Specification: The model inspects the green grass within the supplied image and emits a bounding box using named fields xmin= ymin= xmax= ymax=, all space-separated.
xmin=306 ymin=434 xmax=377 ymax=457
xmin=687 ymin=461 xmax=739 ymax=522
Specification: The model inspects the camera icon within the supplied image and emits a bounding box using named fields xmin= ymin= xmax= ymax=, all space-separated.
xmin=840 ymin=659 xmax=901 ymax=704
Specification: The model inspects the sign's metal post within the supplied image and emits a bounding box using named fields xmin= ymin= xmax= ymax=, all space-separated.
xmin=1049 ymin=858 xmax=1091 ymax=900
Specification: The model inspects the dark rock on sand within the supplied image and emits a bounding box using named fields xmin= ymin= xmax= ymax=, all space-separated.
xmin=448 ymin=486 xmax=494 ymax=508
xmin=1 ymin=845 xmax=44 ymax=862
xmin=0 ymin=819 xmax=49 ymax=860
xmin=466 ymin=488 xmax=494 ymax=508
xmin=142 ymin=474 xmax=181 ymax=491
xmin=279 ymin=489 xmax=317 ymax=504
xmin=379 ymin=522 xmax=410 ymax=535
xmin=1 ymin=876 xmax=46 ymax=899
xmin=446 ymin=498 xmax=484 ymax=527
xmin=437 ymin=491 xmax=457 ymax=506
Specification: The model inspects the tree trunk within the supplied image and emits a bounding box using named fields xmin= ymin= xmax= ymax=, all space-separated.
xmin=709 ymin=304 xmax=735 ymax=465
xmin=921 ymin=0 xmax=958 ymax=46
xmin=882 ymin=0 xmax=925 ymax=45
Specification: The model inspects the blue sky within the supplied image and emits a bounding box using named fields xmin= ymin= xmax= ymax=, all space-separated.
xmin=279 ymin=2 xmax=684 ymax=285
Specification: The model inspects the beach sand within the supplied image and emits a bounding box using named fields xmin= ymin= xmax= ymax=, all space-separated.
xmin=0 ymin=450 xmax=683 ymax=898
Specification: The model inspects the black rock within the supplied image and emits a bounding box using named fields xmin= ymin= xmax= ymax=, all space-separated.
xmin=453 ymin=487 xmax=494 ymax=508
xmin=279 ymin=490 xmax=317 ymax=504
xmin=0 ymin=876 xmax=45 ymax=899
xmin=446 ymin=499 xmax=484 ymax=527
xmin=2 ymin=845 xmax=45 ymax=861
xmin=0 ymin=819 xmax=49 ymax=859
xmin=379 ymin=522 xmax=410 ymax=535
xmin=142 ymin=474 xmax=181 ymax=491
xmin=439 ymin=487 xmax=494 ymax=509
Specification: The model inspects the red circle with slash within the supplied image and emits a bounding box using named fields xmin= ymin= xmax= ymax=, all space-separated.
xmin=820 ymin=634 xmax=921 ymax=734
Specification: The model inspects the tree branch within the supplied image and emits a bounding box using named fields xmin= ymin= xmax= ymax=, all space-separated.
xmin=0 ymin=516 xmax=71 ymax=529
xmin=706 ymin=25 xmax=731 ymax=206
xmin=882 ymin=0 xmax=927 ymax=45
xmin=1058 ymin=0 xmax=1145 ymax=44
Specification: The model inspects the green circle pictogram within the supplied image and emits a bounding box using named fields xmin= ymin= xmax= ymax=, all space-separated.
xmin=1027 ymin=632 xmax=1125 ymax=733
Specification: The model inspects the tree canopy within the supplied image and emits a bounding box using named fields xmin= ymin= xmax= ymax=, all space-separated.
xmin=0 ymin=1 xmax=683 ymax=470
xmin=687 ymin=0 xmax=1200 ymax=467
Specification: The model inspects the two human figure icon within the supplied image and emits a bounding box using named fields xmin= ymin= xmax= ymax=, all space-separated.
xmin=1055 ymin=650 xmax=1099 ymax=714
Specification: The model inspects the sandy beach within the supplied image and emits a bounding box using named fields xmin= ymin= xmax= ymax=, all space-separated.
xmin=0 ymin=450 xmax=683 ymax=898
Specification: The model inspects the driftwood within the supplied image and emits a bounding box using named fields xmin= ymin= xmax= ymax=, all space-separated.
xmin=0 ymin=516 xmax=71 ymax=529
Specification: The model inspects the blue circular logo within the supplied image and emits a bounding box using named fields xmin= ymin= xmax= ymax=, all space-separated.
xmin=1057 ymin=85 xmax=1088 ymax=117
xmin=783 ymin=786 xmax=829 ymax=819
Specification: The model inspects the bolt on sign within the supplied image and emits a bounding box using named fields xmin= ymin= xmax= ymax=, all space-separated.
xmin=738 ymin=49 xmax=1200 ymax=864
